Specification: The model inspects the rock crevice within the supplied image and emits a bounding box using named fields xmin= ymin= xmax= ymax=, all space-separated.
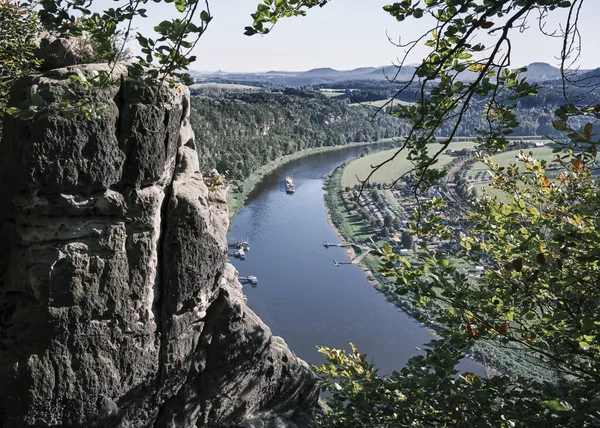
xmin=0 ymin=57 xmax=318 ymax=427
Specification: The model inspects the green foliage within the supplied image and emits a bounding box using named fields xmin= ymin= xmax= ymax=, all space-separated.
xmin=303 ymin=0 xmax=600 ymax=426
xmin=36 ymin=0 xmax=212 ymax=85
xmin=0 ymin=0 xmax=41 ymax=128
xmin=244 ymin=0 xmax=329 ymax=36
xmin=1 ymin=0 xmax=214 ymax=124
xmin=317 ymin=339 xmax=522 ymax=427
xmin=6 ymin=69 xmax=111 ymax=121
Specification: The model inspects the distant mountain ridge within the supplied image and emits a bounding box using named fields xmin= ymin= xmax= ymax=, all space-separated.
xmin=187 ymin=64 xmax=416 ymax=86
xmin=188 ymin=62 xmax=594 ymax=87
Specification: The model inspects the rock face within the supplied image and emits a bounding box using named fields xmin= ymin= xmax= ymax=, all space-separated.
xmin=0 ymin=61 xmax=318 ymax=427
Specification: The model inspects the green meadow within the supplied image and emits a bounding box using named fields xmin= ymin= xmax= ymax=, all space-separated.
xmin=341 ymin=141 xmax=477 ymax=187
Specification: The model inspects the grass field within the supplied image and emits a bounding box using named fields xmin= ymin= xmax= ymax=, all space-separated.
xmin=349 ymin=98 xmax=414 ymax=108
xmin=319 ymin=90 xmax=346 ymax=98
xmin=341 ymin=142 xmax=477 ymax=187
xmin=189 ymin=83 xmax=262 ymax=91
xmin=469 ymin=146 xmax=556 ymax=174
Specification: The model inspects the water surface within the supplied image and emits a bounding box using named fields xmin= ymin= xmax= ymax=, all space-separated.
xmin=228 ymin=145 xmax=482 ymax=376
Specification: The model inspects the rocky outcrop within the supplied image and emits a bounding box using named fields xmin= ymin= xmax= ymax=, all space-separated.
xmin=34 ymin=32 xmax=99 ymax=71
xmin=0 ymin=60 xmax=318 ymax=427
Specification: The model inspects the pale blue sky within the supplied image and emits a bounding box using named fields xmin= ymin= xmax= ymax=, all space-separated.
xmin=132 ymin=0 xmax=600 ymax=72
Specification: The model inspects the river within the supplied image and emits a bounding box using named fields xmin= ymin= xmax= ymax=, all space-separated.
xmin=228 ymin=145 xmax=483 ymax=376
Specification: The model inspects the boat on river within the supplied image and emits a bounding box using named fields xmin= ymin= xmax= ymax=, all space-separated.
xmin=234 ymin=248 xmax=245 ymax=259
xmin=229 ymin=240 xmax=250 ymax=251
xmin=285 ymin=176 xmax=295 ymax=194
xmin=239 ymin=275 xmax=258 ymax=285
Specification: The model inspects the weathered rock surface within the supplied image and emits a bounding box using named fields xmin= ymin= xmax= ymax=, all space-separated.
xmin=0 ymin=60 xmax=318 ymax=427
xmin=34 ymin=32 xmax=99 ymax=71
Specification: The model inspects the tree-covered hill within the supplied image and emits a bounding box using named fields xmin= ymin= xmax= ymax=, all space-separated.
xmin=190 ymin=81 xmax=599 ymax=185
xmin=189 ymin=91 xmax=410 ymax=181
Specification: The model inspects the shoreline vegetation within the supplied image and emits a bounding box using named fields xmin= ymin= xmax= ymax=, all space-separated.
xmin=323 ymin=162 xmax=430 ymax=325
xmin=226 ymin=138 xmax=396 ymax=220
xmin=323 ymin=152 xmax=561 ymax=382
xmin=226 ymin=137 xmax=559 ymax=381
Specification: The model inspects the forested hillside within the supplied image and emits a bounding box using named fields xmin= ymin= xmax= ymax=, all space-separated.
xmin=189 ymin=92 xmax=409 ymax=181
xmin=327 ymin=79 xmax=600 ymax=136
xmin=190 ymin=80 xmax=600 ymax=183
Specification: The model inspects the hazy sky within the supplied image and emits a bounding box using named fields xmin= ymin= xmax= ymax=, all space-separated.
xmin=133 ymin=0 xmax=600 ymax=72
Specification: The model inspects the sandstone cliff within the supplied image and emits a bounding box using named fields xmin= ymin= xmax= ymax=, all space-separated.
xmin=0 ymin=57 xmax=318 ymax=427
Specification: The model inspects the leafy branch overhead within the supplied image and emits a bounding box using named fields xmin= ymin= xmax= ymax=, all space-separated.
xmin=36 ymin=0 xmax=213 ymax=86
xmin=1 ymin=0 xmax=215 ymax=121
xmin=244 ymin=0 xmax=329 ymax=36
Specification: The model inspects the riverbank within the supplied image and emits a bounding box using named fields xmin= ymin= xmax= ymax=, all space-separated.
xmin=226 ymin=144 xmax=447 ymax=376
xmin=323 ymin=162 xmax=424 ymax=320
xmin=323 ymin=158 xmax=559 ymax=383
xmin=226 ymin=139 xmax=396 ymax=220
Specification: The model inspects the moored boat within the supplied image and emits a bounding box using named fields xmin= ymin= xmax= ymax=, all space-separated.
xmin=234 ymin=248 xmax=245 ymax=259
xmin=285 ymin=176 xmax=295 ymax=193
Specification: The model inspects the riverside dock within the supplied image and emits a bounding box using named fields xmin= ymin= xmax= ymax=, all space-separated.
xmin=239 ymin=275 xmax=258 ymax=285
xmin=327 ymin=240 xmax=373 ymax=267
xmin=229 ymin=240 xmax=250 ymax=251
xmin=324 ymin=241 xmax=372 ymax=251
xmin=323 ymin=241 xmax=353 ymax=248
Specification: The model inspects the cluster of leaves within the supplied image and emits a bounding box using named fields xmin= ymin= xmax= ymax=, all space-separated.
xmin=315 ymin=338 xmax=568 ymax=427
xmin=0 ymin=0 xmax=41 ymax=128
xmin=1 ymin=0 xmax=214 ymax=124
xmin=6 ymin=71 xmax=109 ymax=121
xmin=37 ymin=0 xmax=212 ymax=86
xmin=244 ymin=0 xmax=329 ymax=35
xmin=205 ymin=172 xmax=224 ymax=191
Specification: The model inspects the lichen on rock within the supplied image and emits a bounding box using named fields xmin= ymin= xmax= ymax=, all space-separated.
xmin=0 ymin=39 xmax=318 ymax=428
